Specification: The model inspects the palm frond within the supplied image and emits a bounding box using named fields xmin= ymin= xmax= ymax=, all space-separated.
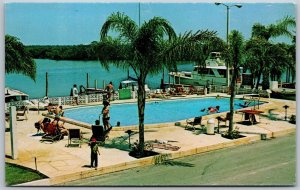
xmin=5 ymin=35 xmax=36 ymax=81
xmin=100 ymin=12 xmax=138 ymax=42
xmin=162 ymin=30 xmax=216 ymax=69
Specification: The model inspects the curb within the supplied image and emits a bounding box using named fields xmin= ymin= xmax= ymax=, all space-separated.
xmin=18 ymin=133 xmax=263 ymax=186
xmin=16 ymin=126 xmax=296 ymax=186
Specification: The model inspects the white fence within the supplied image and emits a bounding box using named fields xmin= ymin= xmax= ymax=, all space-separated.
xmin=5 ymin=92 xmax=120 ymax=111
xmin=210 ymin=85 xmax=268 ymax=97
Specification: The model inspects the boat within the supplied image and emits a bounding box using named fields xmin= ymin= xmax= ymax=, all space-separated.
xmin=79 ymin=85 xmax=106 ymax=95
xmin=5 ymin=87 xmax=48 ymax=110
xmin=169 ymin=52 xmax=244 ymax=86
xmin=5 ymin=87 xmax=29 ymax=103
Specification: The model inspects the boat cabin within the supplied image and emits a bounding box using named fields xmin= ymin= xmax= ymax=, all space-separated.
xmin=5 ymin=87 xmax=29 ymax=103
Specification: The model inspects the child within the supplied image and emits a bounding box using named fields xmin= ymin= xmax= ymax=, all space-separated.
xmin=90 ymin=137 xmax=100 ymax=169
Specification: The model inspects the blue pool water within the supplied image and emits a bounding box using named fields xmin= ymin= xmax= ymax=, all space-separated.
xmin=64 ymin=97 xmax=262 ymax=126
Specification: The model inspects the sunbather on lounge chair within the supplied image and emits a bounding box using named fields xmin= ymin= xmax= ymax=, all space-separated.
xmin=34 ymin=117 xmax=68 ymax=136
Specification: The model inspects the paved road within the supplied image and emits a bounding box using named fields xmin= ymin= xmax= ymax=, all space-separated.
xmin=63 ymin=133 xmax=296 ymax=186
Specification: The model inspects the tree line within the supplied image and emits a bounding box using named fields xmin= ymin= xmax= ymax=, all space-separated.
xmin=25 ymin=38 xmax=226 ymax=63
xmin=25 ymin=43 xmax=99 ymax=60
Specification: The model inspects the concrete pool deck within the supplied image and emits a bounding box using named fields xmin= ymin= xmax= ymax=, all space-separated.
xmin=4 ymin=93 xmax=296 ymax=186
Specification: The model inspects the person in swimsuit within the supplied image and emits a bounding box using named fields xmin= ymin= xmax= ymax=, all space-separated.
xmin=207 ymin=106 xmax=220 ymax=114
xmin=101 ymin=101 xmax=111 ymax=131
xmin=34 ymin=117 xmax=68 ymax=136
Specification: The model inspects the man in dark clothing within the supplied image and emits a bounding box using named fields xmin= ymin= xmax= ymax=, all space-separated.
xmin=89 ymin=137 xmax=100 ymax=169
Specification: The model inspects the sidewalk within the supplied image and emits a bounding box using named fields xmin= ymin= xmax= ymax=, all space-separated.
xmin=5 ymin=95 xmax=296 ymax=186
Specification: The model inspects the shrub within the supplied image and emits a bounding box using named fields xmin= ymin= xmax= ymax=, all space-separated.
xmin=222 ymin=127 xmax=241 ymax=139
xmin=290 ymin=115 xmax=296 ymax=124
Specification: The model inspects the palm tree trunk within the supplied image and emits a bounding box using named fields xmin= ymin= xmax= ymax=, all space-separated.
xmin=262 ymin=70 xmax=270 ymax=90
xmin=255 ymin=68 xmax=263 ymax=90
xmin=137 ymin=77 xmax=146 ymax=156
xmin=229 ymin=68 xmax=238 ymax=132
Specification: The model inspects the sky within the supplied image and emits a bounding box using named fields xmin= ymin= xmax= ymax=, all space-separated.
xmin=4 ymin=2 xmax=295 ymax=45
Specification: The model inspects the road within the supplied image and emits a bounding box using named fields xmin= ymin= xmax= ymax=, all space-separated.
xmin=62 ymin=132 xmax=296 ymax=186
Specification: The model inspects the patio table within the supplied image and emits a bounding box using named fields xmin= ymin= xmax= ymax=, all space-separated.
xmin=238 ymin=109 xmax=264 ymax=125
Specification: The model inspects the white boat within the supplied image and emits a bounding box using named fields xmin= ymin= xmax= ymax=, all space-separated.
xmin=169 ymin=52 xmax=243 ymax=86
xmin=5 ymin=87 xmax=48 ymax=110
xmin=5 ymin=87 xmax=29 ymax=103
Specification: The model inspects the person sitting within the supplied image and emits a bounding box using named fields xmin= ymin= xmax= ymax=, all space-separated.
xmin=34 ymin=117 xmax=68 ymax=136
xmin=175 ymin=86 xmax=184 ymax=94
xmin=188 ymin=85 xmax=195 ymax=94
xmin=91 ymin=120 xmax=105 ymax=142
xmin=207 ymin=106 xmax=220 ymax=114
xmin=46 ymin=103 xmax=57 ymax=115
xmin=54 ymin=106 xmax=64 ymax=121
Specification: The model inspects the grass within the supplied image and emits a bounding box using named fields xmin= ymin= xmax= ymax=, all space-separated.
xmin=5 ymin=163 xmax=47 ymax=186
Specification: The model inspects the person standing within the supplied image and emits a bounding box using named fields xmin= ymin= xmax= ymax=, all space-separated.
xmin=101 ymin=101 xmax=110 ymax=130
xmin=106 ymin=81 xmax=114 ymax=101
xmin=89 ymin=137 xmax=100 ymax=169
xmin=72 ymin=84 xmax=79 ymax=105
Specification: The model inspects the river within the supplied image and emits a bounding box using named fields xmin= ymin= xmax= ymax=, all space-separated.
xmin=5 ymin=59 xmax=193 ymax=99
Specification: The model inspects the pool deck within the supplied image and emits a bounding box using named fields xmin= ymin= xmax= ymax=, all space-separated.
xmin=5 ymin=93 xmax=296 ymax=186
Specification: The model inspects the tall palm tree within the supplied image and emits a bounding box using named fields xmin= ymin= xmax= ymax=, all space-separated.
xmin=250 ymin=16 xmax=295 ymax=88
xmin=5 ymin=35 xmax=36 ymax=81
xmin=226 ymin=30 xmax=244 ymax=132
xmin=252 ymin=16 xmax=295 ymax=41
xmin=245 ymin=39 xmax=289 ymax=90
xmin=286 ymin=36 xmax=296 ymax=83
xmin=99 ymin=12 xmax=216 ymax=155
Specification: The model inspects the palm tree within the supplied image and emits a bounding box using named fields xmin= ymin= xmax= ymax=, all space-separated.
xmin=250 ymin=16 xmax=295 ymax=88
xmin=251 ymin=16 xmax=295 ymax=41
xmin=99 ymin=12 xmax=216 ymax=155
xmin=285 ymin=36 xmax=296 ymax=83
xmin=5 ymin=35 xmax=36 ymax=81
xmin=245 ymin=39 xmax=289 ymax=90
xmin=227 ymin=30 xmax=244 ymax=132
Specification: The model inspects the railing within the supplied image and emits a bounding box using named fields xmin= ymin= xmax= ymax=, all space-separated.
xmin=5 ymin=86 xmax=270 ymax=112
xmin=210 ymin=85 xmax=269 ymax=97
xmin=5 ymin=92 xmax=120 ymax=112
xmin=210 ymin=85 xmax=229 ymax=93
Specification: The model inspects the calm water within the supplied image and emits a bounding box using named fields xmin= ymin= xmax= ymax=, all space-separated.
xmin=5 ymin=59 xmax=193 ymax=99
xmin=5 ymin=59 xmax=291 ymax=99
xmin=64 ymin=97 xmax=259 ymax=126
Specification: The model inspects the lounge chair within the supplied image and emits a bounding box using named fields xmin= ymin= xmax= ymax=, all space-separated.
xmin=91 ymin=125 xmax=112 ymax=144
xmin=5 ymin=106 xmax=29 ymax=121
xmin=216 ymin=112 xmax=230 ymax=132
xmin=185 ymin=116 xmax=202 ymax=131
xmin=40 ymin=132 xmax=64 ymax=143
xmin=66 ymin=128 xmax=82 ymax=147
xmin=40 ymin=125 xmax=64 ymax=143
xmin=24 ymin=99 xmax=48 ymax=110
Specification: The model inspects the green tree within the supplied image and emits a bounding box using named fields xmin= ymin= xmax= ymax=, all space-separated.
xmin=251 ymin=16 xmax=295 ymax=41
xmin=5 ymin=35 xmax=36 ymax=81
xmin=286 ymin=36 xmax=296 ymax=83
xmin=227 ymin=30 xmax=244 ymax=132
xmin=250 ymin=16 xmax=295 ymax=88
xmin=245 ymin=39 xmax=289 ymax=90
xmin=99 ymin=12 xmax=216 ymax=155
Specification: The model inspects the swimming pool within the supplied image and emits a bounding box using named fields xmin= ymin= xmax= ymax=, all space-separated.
xmin=64 ymin=97 xmax=261 ymax=126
